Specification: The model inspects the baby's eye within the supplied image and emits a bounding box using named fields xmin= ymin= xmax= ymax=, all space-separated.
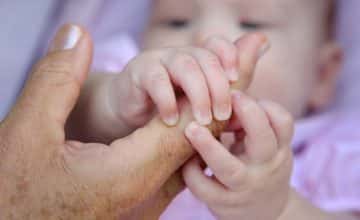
xmin=239 ymin=21 xmax=265 ymax=30
xmin=165 ymin=19 xmax=190 ymax=29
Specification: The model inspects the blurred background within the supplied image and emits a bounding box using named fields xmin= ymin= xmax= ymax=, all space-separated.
xmin=1 ymin=0 xmax=359 ymax=121
xmin=0 ymin=0 xmax=359 ymax=216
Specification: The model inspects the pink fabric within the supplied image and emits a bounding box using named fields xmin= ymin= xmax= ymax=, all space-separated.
xmin=84 ymin=2 xmax=360 ymax=216
xmin=158 ymin=111 xmax=360 ymax=219
xmin=92 ymin=36 xmax=360 ymax=218
xmin=291 ymin=112 xmax=360 ymax=212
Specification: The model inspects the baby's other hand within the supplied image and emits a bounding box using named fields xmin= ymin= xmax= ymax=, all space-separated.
xmin=183 ymin=91 xmax=294 ymax=220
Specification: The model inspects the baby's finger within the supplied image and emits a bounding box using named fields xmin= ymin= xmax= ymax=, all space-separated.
xmin=220 ymin=132 xmax=236 ymax=150
xmin=190 ymin=48 xmax=232 ymax=121
xmin=233 ymin=33 xmax=269 ymax=90
xmin=164 ymin=52 xmax=212 ymax=125
xmin=183 ymin=156 xmax=226 ymax=205
xmin=258 ymin=100 xmax=294 ymax=147
xmin=204 ymin=36 xmax=238 ymax=82
xmin=185 ymin=122 xmax=248 ymax=189
xmin=232 ymin=91 xmax=278 ymax=163
xmin=140 ymin=64 xmax=178 ymax=126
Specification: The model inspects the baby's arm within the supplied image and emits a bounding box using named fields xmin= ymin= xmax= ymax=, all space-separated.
xmin=279 ymin=189 xmax=359 ymax=220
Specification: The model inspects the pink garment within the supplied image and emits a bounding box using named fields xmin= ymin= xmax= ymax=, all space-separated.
xmin=291 ymin=112 xmax=360 ymax=212
xmin=94 ymin=36 xmax=360 ymax=218
xmin=160 ymin=111 xmax=360 ymax=219
xmin=89 ymin=4 xmax=360 ymax=215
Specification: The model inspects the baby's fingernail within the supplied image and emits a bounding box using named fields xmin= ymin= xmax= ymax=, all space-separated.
xmin=185 ymin=122 xmax=200 ymax=138
xmin=214 ymin=104 xmax=232 ymax=121
xmin=164 ymin=113 xmax=179 ymax=126
xmin=258 ymin=40 xmax=270 ymax=59
xmin=195 ymin=109 xmax=212 ymax=125
xmin=226 ymin=69 xmax=239 ymax=82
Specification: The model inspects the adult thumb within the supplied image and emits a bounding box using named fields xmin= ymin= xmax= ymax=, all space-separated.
xmin=7 ymin=24 xmax=93 ymax=137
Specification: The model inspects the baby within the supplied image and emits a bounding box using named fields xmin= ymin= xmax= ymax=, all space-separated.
xmin=68 ymin=0 xmax=359 ymax=219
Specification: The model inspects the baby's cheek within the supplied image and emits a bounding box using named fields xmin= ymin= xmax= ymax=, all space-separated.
xmin=246 ymin=69 xmax=301 ymax=117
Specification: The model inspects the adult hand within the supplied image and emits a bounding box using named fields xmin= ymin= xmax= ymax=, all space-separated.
xmin=0 ymin=24 xmax=179 ymax=220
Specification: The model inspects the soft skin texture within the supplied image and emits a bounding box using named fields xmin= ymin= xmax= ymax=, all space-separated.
xmin=66 ymin=33 xmax=267 ymax=219
xmin=143 ymin=0 xmax=342 ymax=118
xmin=141 ymin=0 xmax=355 ymax=219
xmin=0 ymin=24 xmax=208 ymax=220
xmin=63 ymin=0 xmax=350 ymax=219
xmin=0 ymin=25 xmax=266 ymax=219
xmin=183 ymin=93 xmax=294 ymax=220
xmin=0 ymin=25 xmax=168 ymax=220
xmin=67 ymin=32 xmax=267 ymax=144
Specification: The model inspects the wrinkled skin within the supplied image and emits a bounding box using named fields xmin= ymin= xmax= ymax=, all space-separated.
xmin=0 ymin=25 xmax=263 ymax=219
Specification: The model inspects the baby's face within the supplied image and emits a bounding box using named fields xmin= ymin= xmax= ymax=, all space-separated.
xmin=142 ymin=0 xmax=341 ymax=118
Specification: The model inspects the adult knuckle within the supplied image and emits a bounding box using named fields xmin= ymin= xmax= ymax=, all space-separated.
xmin=33 ymin=58 xmax=78 ymax=89
xmin=36 ymin=55 xmax=72 ymax=75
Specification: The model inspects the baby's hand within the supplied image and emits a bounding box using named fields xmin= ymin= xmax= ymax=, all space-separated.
xmin=183 ymin=91 xmax=294 ymax=220
xmin=107 ymin=35 xmax=266 ymax=130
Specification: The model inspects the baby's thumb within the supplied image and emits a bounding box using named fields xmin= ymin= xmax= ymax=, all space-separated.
xmin=10 ymin=24 xmax=93 ymax=135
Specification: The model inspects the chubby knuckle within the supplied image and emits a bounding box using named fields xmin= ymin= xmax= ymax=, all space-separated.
xmin=147 ymin=70 xmax=169 ymax=87
xmin=128 ymin=59 xmax=164 ymax=86
xmin=240 ymin=98 xmax=256 ymax=114
xmin=269 ymin=102 xmax=293 ymax=124
xmin=201 ymin=50 xmax=222 ymax=67
xmin=172 ymin=52 xmax=198 ymax=69
xmin=132 ymin=50 xmax=158 ymax=63
xmin=227 ymin=166 xmax=246 ymax=186
xmin=210 ymin=194 xmax=232 ymax=208
xmin=269 ymin=148 xmax=292 ymax=173
xmin=201 ymin=191 xmax=218 ymax=205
